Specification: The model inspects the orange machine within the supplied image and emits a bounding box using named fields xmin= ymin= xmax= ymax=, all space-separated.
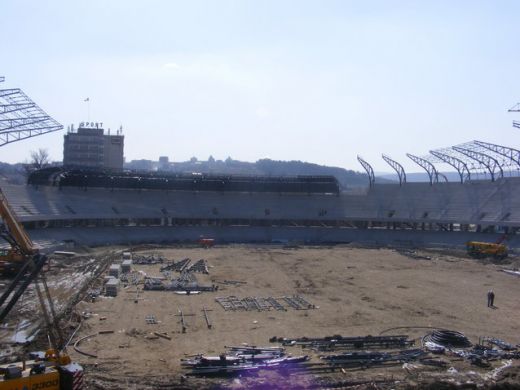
xmin=199 ymin=237 xmax=215 ymax=248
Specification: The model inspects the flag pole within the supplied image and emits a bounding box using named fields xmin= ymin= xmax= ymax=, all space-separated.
xmin=84 ymin=98 xmax=91 ymax=122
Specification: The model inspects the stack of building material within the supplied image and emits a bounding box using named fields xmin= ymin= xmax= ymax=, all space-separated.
xmin=133 ymin=254 xmax=165 ymax=265
xmin=108 ymin=264 xmax=120 ymax=278
xmin=144 ymin=278 xmax=165 ymax=290
xmin=104 ymin=275 xmax=115 ymax=283
xmin=121 ymin=259 xmax=132 ymax=273
xmin=187 ymin=259 xmax=209 ymax=274
xmin=106 ymin=278 xmax=119 ymax=297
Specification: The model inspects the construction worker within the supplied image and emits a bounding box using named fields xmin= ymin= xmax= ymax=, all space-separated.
xmin=487 ymin=290 xmax=495 ymax=307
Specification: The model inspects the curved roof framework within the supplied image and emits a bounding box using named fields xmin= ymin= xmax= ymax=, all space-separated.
xmin=508 ymin=103 xmax=520 ymax=129
xmin=452 ymin=145 xmax=503 ymax=182
xmin=438 ymin=172 xmax=448 ymax=182
xmin=429 ymin=149 xmax=471 ymax=183
xmin=406 ymin=153 xmax=438 ymax=185
xmin=382 ymin=154 xmax=406 ymax=186
xmin=0 ymin=78 xmax=63 ymax=147
xmin=472 ymin=140 xmax=520 ymax=171
xmin=357 ymin=156 xmax=375 ymax=187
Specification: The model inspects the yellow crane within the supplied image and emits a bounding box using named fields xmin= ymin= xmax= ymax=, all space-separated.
xmin=0 ymin=188 xmax=83 ymax=390
xmin=0 ymin=188 xmax=38 ymax=274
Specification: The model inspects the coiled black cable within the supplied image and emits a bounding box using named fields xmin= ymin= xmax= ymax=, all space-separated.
xmin=423 ymin=329 xmax=471 ymax=348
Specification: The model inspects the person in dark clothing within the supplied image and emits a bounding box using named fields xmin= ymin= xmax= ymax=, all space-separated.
xmin=487 ymin=290 xmax=495 ymax=307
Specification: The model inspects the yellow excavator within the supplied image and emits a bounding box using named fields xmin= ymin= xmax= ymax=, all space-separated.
xmin=0 ymin=188 xmax=84 ymax=390
xmin=466 ymin=234 xmax=509 ymax=260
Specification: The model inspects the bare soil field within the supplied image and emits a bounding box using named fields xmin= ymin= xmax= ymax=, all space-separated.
xmin=53 ymin=244 xmax=520 ymax=389
xmin=2 ymin=245 xmax=520 ymax=389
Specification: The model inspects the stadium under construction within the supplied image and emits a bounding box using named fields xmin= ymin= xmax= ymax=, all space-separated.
xmin=2 ymin=76 xmax=520 ymax=251
xmin=1 ymin=164 xmax=517 ymax=250
xmin=3 ymin=78 xmax=520 ymax=390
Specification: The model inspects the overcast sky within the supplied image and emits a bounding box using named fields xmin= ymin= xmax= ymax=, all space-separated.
xmin=2 ymin=0 xmax=520 ymax=172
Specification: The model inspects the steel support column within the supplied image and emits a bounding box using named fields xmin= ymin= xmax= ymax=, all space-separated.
xmin=406 ymin=153 xmax=438 ymax=185
xmin=357 ymin=156 xmax=375 ymax=187
xmin=382 ymin=154 xmax=406 ymax=186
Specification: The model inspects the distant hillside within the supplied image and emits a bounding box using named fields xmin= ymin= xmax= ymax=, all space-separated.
xmin=163 ymin=158 xmax=379 ymax=190
xmin=0 ymin=158 xmax=386 ymax=190
xmin=0 ymin=162 xmax=26 ymax=185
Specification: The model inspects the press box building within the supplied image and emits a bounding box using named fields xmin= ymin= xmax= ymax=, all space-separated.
xmin=63 ymin=123 xmax=124 ymax=170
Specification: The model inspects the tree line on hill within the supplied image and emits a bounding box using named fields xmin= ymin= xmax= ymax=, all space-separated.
xmin=1 ymin=152 xmax=386 ymax=190
xmin=163 ymin=158 xmax=372 ymax=189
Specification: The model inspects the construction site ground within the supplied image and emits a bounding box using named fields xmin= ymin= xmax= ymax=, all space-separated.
xmin=4 ymin=244 xmax=520 ymax=389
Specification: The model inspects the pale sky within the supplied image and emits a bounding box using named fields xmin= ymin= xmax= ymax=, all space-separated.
xmin=2 ymin=0 xmax=520 ymax=172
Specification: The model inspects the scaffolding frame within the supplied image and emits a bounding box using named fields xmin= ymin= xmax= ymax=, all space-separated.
xmin=0 ymin=78 xmax=63 ymax=147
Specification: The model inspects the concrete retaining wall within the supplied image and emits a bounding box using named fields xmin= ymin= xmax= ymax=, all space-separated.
xmin=30 ymin=225 xmax=520 ymax=251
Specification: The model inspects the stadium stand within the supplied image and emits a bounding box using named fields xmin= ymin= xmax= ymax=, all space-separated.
xmin=28 ymin=168 xmax=340 ymax=195
xmin=2 ymin=175 xmax=519 ymax=249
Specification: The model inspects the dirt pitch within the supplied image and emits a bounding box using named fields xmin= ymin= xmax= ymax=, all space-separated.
xmin=69 ymin=245 xmax=520 ymax=389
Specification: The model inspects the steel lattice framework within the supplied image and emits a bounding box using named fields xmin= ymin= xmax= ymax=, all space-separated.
xmin=473 ymin=140 xmax=520 ymax=170
xmin=452 ymin=144 xmax=503 ymax=181
xmin=406 ymin=153 xmax=438 ymax=185
xmin=382 ymin=154 xmax=406 ymax=186
xmin=413 ymin=140 xmax=520 ymax=183
xmin=357 ymin=156 xmax=375 ymax=187
xmin=0 ymin=78 xmax=63 ymax=147
xmin=508 ymin=103 xmax=520 ymax=129
xmin=429 ymin=149 xmax=471 ymax=183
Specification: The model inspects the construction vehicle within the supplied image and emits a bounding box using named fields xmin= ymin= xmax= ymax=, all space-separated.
xmin=0 ymin=188 xmax=84 ymax=389
xmin=0 ymin=188 xmax=37 ymax=275
xmin=198 ymin=237 xmax=215 ymax=248
xmin=466 ymin=238 xmax=508 ymax=260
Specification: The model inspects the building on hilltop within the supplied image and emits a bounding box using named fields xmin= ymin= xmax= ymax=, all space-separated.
xmin=63 ymin=122 xmax=124 ymax=170
xmin=158 ymin=156 xmax=170 ymax=171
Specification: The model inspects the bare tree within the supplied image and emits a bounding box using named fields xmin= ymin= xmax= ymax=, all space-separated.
xmin=29 ymin=148 xmax=50 ymax=169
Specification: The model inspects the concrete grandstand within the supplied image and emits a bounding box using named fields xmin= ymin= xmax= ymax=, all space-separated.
xmin=2 ymin=175 xmax=519 ymax=249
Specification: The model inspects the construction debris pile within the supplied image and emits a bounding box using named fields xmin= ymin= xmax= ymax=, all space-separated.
xmin=149 ymin=258 xmax=212 ymax=291
xmin=144 ymin=270 xmax=216 ymax=292
xmin=422 ymin=330 xmax=520 ymax=367
xmin=160 ymin=258 xmax=190 ymax=272
xmin=268 ymin=330 xmax=520 ymax=373
xmin=160 ymin=258 xmax=209 ymax=274
xmin=186 ymin=259 xmax=209 ymax=274
xmin=181 ymin=345 xmax=309 ymax=376
xmin=132 ymin=254 xmax=166 ymax=265
xmin=102 ymin=253 xmax=215 ymax=295
xmin=215 ymin=295 xmax=315 ymax=311
xmin=119 ymin=271 xmax=141 ymax=285
xmin=270 ymin=334 xmax=414 ymax=351
xmin=321 ymin=348 xmax=426 ymax=367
